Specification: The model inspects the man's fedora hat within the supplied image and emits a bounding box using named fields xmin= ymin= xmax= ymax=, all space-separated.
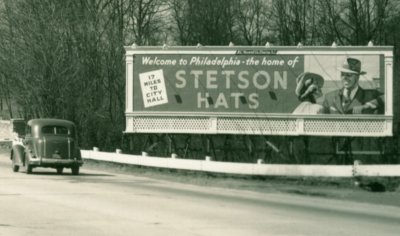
xmin=295 ymin=72 xmax=324 ymax=99
xmin=337 ymin=57 xmax=366 ymax=75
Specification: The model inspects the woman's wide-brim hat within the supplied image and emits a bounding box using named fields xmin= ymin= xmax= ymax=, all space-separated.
xmin=337 ymin=57 xmax=367 ymax=75
xmin=295 ymin=72 xmax=324 ymax=98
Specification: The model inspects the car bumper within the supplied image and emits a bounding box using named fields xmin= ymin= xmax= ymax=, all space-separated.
xmin=28 ymin=158 xmax=83 ymax=167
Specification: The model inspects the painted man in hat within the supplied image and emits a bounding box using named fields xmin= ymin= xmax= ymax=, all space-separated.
xmin=322 ymin=57 xmax=384 ymax=114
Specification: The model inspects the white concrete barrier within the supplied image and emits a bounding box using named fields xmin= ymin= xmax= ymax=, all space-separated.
xmin=354 ymin=165 xmax=400 ymax=177
xmin=80 ymin=150 xmax=400 ymax=177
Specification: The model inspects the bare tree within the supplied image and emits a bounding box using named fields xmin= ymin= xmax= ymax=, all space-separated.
xmin=0 ymin=0 xmax=399 ymax=152
xmin=168 ymin=0 xmax=192 ymax=45
xmin=270 ymin=0 xmax=311 ymax=45
xmin=125 ymin=0 xmax=166 ymax=45
xmin=235 ymin=0 xmax=272 ymax=45
xmin=317 ymin=0 xmax=390 ymax=45
xmin=168 ymin=0 xmax=236 ymax=46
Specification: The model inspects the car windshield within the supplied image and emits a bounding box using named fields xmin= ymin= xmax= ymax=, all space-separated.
xmin=41 ymin=125 xmax=71 ymax=135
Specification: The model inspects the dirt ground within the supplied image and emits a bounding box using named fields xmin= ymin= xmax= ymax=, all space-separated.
xmin=83 ymin=159 xmax=400 ymax=208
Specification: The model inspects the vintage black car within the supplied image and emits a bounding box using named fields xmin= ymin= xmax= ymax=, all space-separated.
xmin=10 ymin=119 xmax=83 ymax=175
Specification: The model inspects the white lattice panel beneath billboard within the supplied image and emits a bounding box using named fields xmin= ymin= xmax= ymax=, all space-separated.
xmin=127 ymin=116 xmax=212 ymax=133
xmin=303 ymin=119 xmax=387 ymax=136
xmin=217 ymin=117 xmax=297 ymax=135
xmin=125 ymin=116 xmax=392 ymax=137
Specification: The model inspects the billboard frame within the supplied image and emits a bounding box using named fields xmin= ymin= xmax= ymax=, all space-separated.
xmin=125 ymin=45 xmax=393 ymax=137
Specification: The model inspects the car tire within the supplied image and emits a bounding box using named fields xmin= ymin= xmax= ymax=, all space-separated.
xmin=56 ymin=167 xmax=63 ymax=174
xmin=71 ymin=166 xmax=79 ymax=175
xmin=13 ymin=164 xmax=20 ymax=172
xmin=26 ymin=163 xmax=33 ymax=174
xmin=11 ymin=153 xmax=19 ymax=172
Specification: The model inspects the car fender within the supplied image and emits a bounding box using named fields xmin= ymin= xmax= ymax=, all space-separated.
xmin=11 ymin=143 xmax=25 ymax=165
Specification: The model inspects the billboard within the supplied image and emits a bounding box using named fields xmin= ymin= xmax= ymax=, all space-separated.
xmin=131 ymin=53 xmax=385 ymax=115
xmin=125 ymin=46 xmax=393 ymax=136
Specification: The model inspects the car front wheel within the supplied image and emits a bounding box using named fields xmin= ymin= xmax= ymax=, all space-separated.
xmin=11 ymin=153 xmax=19 ymax=172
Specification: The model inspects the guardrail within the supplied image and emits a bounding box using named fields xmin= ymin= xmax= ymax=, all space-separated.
xmin=81 ymin=149 xmax=400 ymax=177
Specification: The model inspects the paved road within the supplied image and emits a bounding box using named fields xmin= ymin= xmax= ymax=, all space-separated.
xmin=0 ymin=153 xmax=399 ymax=236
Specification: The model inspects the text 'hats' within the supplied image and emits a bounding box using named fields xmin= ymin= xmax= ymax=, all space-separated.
xmin=337 ymin=57 xmax=367 ymax=75
xmin=295 ymin=72 xmax=324 ymax=98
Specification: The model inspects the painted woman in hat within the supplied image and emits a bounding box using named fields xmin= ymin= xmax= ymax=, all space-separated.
xmin=292 ymin=72 xmax=325 ymax=114
xmin=322 ymin=57 xmax=384 ymax=114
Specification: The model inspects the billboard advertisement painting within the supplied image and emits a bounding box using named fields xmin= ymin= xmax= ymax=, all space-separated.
xmin=132 ymin=53 xmax=385 ymax=116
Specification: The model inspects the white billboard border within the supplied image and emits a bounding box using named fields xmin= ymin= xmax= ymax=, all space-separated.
xmin=124 ymin=46 xmax=393 ymax=137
